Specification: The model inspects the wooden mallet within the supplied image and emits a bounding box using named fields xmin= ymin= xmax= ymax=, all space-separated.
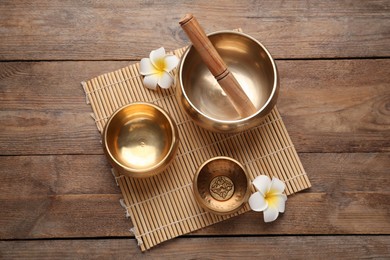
xmin=179 ymin=14 xmax=257 ymax=118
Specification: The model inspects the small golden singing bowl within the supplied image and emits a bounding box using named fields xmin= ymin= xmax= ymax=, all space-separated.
xmin=193 ymin=157 xmax=250 ymax=215
xmin=177 ymin=31 xmax=279 ymax=133
xmin=102 ymin=102 xmax=179 ymax=178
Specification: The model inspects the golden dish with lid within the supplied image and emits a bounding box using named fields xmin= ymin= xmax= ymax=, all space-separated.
xmin=193 ymin=156 xmax=250 ymax=215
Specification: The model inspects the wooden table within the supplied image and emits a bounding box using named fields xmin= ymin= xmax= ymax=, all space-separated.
xmin=1 ymin=1 xmax=389 ymax=258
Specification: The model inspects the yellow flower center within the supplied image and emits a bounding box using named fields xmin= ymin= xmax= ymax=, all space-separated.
xmin=265 ymin=193 xmax=278 ymax=208
xmin=154 ymin=58 xmax=166 ymax=76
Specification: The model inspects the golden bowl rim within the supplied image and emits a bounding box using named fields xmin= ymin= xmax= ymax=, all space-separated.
xmin=102 ymin=102 xmax=179 ymax=177
xmin=193 ymin=156 xmax=251 ymax=215
xmin=178 ymin=30 xmax=279 ymax=124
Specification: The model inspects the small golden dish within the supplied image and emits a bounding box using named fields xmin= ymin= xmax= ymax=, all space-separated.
xmin=193 ymin=156 xmax=250 ymax=215
xmin=177 ymin=31 xmax=279 ymax=133
xmin=102 ymin=102 xmax=179 ymax=178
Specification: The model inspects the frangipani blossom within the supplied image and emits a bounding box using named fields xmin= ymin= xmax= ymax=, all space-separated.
xmin=248 ymin=175 xmax=287 ymax=223
xmin=140 ymin=47 xmax=179 ymax=90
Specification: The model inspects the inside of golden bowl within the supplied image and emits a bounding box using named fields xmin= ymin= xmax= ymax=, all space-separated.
xmin=104 ymin=103 xmax=175 ymax=174
xmin=180 ymin=31 xmax=276 ymax=121
xmin=194 ymin=157 xmax=250 ymax=214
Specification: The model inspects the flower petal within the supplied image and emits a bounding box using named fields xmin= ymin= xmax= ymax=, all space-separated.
xmin=140 ymin=58 xmax=157 ymax=75
xmin=158 ymin=72 xmax=174 ymax=89
xmin=150 ymin=47 xmax=166 ymax=68
xmin=252 ymin=175 xmax=271 ymax=196
xmin=263 ymin=205 xmax=279 ymax=222
xmin=267 ymin=194 xmax=287 ymax=213
xmin=248 ymin=192 xmax=268 ymax=212
xmin=269 ymin=177 xmax=286 ymax=195
xmin=279 ymin=195 xmax=287 ymax=212
xmin=163 ymin=55 xmax=179 ymax=72
xmin=143 ymin=74 xmax=159 ymax=90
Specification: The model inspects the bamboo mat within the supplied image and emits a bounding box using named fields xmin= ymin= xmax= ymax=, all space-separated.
xmin=82 ymin=43 xmax=311 ymax=251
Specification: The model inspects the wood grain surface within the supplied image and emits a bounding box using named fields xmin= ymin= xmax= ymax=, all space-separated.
xmin=1 ymin=236 xmax=389 ymax=259
xmin=0 ymin=0 xmax=389 ymax=258
xmin=0 ymin=1 xmax=389 ymax=60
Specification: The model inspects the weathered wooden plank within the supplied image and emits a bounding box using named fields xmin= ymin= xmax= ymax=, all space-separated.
xmin=0 ymin=110 xmax=103 ymax=155
xmin=0 ymin=0 xmax=389 ymax=60
xmin=1 ymin=236 xmax=389 ymax=259
xmin=1 ymin=59 xmax=388 ymax=154
xmin=0 ymin=61 xmax=129 ymax=111
xmin=0 ymin=155 xmax=118 ymax=196
xmin=278 ymin=59 xmax=390 ymax=153
xmin=0 ymin=194 xmax=131 ymax=239
xmin=0 ymin=153 xmax=389 ymax=239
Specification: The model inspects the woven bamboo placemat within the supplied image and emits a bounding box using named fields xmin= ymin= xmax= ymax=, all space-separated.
xmin=82 ymin=41 xmax=311 ymax=251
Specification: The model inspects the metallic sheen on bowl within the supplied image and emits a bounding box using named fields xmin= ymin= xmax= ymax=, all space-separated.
xmin=193 ymin=157 xmax=250 ymax=215
xmin=177 ymin=31 xmax=279 ymax=133
xmin=102 ymin=102 xmax=179 ymax=178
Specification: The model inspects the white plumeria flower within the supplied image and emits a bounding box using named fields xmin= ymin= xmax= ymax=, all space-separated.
xmin=248 ymin=175 xmax=287 ymax=223
xmin=140 ymin=47 xmax=179 ymax=90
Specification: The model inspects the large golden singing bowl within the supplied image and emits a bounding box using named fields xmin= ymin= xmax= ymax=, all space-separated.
xmin=177 ymin=31 xmax=279 ymax=133
xmin=193 ymin=157 xmax=250 ymax=215
xmin=102 ymin=102 xmax=179 ymax=178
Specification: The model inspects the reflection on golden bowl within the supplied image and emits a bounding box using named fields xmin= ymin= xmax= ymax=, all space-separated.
xmin=102 ymin=102 xmax=179 ymax=178
xmin=177 ymin=31 xmax=279 ymax=133
xmin=193 ymin=157 xmax=250 ymax=215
